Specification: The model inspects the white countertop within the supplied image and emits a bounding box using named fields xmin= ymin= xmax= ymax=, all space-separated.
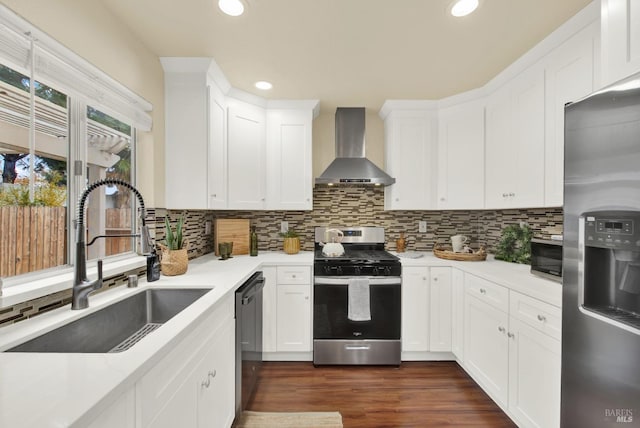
xmin=0 ymin=251 xmax=313 ymax=428
xmin=0 ymin=249 xmax=560 ymax=427
xmin=396 ymin=252 xmax=562 ymax=307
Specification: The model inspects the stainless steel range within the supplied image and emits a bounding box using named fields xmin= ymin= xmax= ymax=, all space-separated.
xmin=313 ymin=226 xmax=401 ymax=365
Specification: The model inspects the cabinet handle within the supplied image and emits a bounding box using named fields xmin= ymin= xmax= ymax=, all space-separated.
xmin=433 ymin=277 xmax=438 ymax=282
xmin=201 ymin=370 xmax=217 ymax=388
xmin=497 ymin=326 xmax=506 ymax=333
xmin=537 ymin=314 xmax=546 ymax=322
xmin=507 ymin=332 xmax=515 ymax=339
xmin=479 ymin=288 xmax=486 ymax=294
xmin=510 ymin=192 xmax=515 ymax=197
xmin=211 ymin=194 xmax=217 ymax=198
xmin=502 ymin=193 xmax=508 ymax=198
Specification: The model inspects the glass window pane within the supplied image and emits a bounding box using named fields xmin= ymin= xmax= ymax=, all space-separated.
xmin=0 ymin=63 xmax=69 ymax=277
xmin=85 ymin=106 xmax=134 ymax=260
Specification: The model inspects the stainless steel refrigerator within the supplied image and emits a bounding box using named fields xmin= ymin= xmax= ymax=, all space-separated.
xmin=562 ymin=72 xmax=640 ymax=427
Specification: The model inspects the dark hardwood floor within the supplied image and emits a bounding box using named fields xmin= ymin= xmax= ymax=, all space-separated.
xmin=248 ymin=361 xmax=517 ymax=428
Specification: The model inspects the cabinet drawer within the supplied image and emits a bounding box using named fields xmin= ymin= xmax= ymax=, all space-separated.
xmin=277 ymin=266 xmax=311 ymax=284
xmin=510 ymin=291 xmax=561 ymax=341
xmin=465 ymin=274 xmax=508 ymax=313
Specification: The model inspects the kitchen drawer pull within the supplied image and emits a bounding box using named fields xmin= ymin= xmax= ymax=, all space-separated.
xmin=479 ymin=288 xmax=486 ymax=294
xmin=537 ymin=314 xmax=547 ymax=322
xmin=507 ymin=332 xmax=515 ymax=339
xmin=345 ymin=345 xmax=371 ymax=351
xmin=201 ymin=370 xmax=217 ymax=388
xmin=497 ymin=326 xmax=505 ymax=333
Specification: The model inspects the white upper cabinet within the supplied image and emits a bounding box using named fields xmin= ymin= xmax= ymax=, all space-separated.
xmin=381 ymin=104 xmax=438 ymax=210
xmin=544 ymin=23 xmax=598 ymax=207
xmin=485 ymin=64 xmax=545 ymax=209
xmin=601 ymin=0 xmax=640 ymax=86
xmin=207 ymin=83 xmax=228 ymax=209
xmin=437 ymin=99 xmax=485 ymax=210
xmin=227 ymin=98 xmax=267 ymax=210
xmin=266 ymin=107 xmax=315 ymax=210
xmin=162 ymin=60 xmax=211 ymax=210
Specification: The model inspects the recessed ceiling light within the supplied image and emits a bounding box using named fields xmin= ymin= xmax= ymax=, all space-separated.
xmin=255 ymin=81 xmax=273 ymax=90
xmin=218 ymin=0 xmax=244 ymax=16
xmin=450 ymin=0 xmax=479 ymax=17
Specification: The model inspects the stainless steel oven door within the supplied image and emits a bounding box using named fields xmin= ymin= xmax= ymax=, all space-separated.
xmin=313 ymin=276 xmax=401 ymax=340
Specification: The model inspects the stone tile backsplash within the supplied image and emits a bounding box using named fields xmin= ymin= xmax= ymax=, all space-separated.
xmin=0 ymin=186 xmax=562 ymax=328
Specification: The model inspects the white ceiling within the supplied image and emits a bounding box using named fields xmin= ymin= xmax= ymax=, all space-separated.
xmin=99 ymin=0 xmax=593 ymax=113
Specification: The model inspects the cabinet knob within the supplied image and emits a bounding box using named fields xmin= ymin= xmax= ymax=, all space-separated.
xmin=423 ymin=277 xmax=427 ymax=281
xmin=440 ymin=197 xmax=446 ymax=202
xmin=509 ymin=192 xmax=515 ymax=197
xmin=292 ymin=274 xmax=296 ymax=278
xmin=395 ymin=198 xmax=399 ymax=202
xmin=537 ymin=314 xmax=546 ymax=322
xmin=479 ymin=288 xmax=486 ymax=294
xmin=305 ymin=296 xmax=309 ymax=300
xmin=498 ymin=326 xmax=506 ymax=333
xmin=201 ymin=370 xmax=216 ymax=388
xmin=502 ymin=193 xmax=507 ymax=198
xmin=307 ymin=198 xmax=310 ymax=202
xmin=261 ymin=198 xmax=266 ymax=202
xmin=507 ymin=332 xmax=515 ymax=339
xmin=211 ymin=194 xmax=217 ymax=198
xmin=433 ymin=277 xmax=438 ymax=282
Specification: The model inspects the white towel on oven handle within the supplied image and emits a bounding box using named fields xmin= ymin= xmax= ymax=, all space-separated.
xmin=348 ymin=277 xmax=371 ymax=321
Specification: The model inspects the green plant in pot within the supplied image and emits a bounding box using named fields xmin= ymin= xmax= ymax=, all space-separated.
xmin=160 ymin=212 xmax=188 ymax=275
xmin=280 ymin=229 xmax=300 ymax=254
xmin=494 ymin=223 xmax=532 ymax=264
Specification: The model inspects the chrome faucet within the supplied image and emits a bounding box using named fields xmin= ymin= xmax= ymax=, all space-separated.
xmin=72 ymin=178 xmax=152 ymax=310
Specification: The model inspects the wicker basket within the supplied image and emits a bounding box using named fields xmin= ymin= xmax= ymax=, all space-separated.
xmin=159 ymin=244 xmax=189 ymax=275
xmin=433 ymin=244 xmax=487 ymax=261
xmin=283 ymin=237 xmax=300 ymax=254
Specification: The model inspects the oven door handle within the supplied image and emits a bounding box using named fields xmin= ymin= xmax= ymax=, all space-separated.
xmin=313 ymin=277 xmax=401 ymax=286
xmin=241 ymin=278 xmax=266 ymax=305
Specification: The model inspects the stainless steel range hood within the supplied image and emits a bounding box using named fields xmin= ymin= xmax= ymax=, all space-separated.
xmin=315 ymin=107 xmax=396 ymax=186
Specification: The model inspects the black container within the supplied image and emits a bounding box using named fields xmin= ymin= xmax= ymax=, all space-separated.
xmin=147 ymin=252 xmax=160 ymax=282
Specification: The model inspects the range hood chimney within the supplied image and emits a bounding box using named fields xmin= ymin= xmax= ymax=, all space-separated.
xmin=315 ymin=107 xmax=396 ymax=186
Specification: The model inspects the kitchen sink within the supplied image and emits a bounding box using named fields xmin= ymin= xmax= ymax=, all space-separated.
xmin=5 ymin=288 xmax=212 ymax=353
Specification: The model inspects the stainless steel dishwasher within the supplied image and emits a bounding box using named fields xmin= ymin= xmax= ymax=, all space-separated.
xmin=234 ymin=271 xmax=264 ymax=419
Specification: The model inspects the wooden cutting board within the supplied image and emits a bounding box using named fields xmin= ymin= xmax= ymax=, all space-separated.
xmin=214 ymin=219 xmax=250 ymax=256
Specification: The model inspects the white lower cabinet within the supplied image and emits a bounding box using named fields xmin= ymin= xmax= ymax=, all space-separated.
xmin=401 ymin=267 xmax=430 ymax=355
xmin=87 ymin=387 xmax=136 ymax=428
xmin=263 ymin=265 xmax=313 ymax=358
xmin=137 ymin=295 xmax=235 ymax=428
xmin=450 ymin=268 xmax=464 ymax=360
xmin=401 ymin=266 xmax=452 ymax=359
xmin=462 ymin=273 xmax=561 ymax=428
xmin=507 ymin=316 xmax=561 ymax=428
xmin=429 ymin=267 xmax=452 ymax=352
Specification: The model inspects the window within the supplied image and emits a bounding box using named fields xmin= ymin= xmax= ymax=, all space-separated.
xmin=0 ymin=5 xmax=152 ymax=290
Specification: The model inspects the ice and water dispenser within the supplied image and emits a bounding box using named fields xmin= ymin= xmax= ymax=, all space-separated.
xmin=581 ymin=211 xmax=640 ymax=331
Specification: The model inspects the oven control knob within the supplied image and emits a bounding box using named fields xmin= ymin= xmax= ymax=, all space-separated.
xmin=354 ymin=266 xmax=361 ymax=275
xmin=372 ymin=267 xmax=379 ymax=276
xmin=337 ymin=266 xmax=343 ymax=275
xmin=323 ymin=265 xmax=331 ymax=275
xmin=384 ymin=266 xmax=392 ymax=276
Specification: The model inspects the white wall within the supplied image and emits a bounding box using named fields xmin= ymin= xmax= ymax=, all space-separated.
xmin=0 ymin=0 xmax=165 ymax=206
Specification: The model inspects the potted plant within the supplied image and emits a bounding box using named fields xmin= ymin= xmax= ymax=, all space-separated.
xmin=159 ymin=212 xmax=188 ymax=275
xmin=280 ymin=230 xmax=300 ymax=254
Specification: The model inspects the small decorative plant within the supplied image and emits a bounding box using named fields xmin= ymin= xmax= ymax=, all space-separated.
xmin=494 ymin=223 xmax=532 ymax=264
xmin=164 ymin=212 xmax=185 ymax=250
xmin=160 ymin=212 xmax=188 ymax=275
xmin=280 ymin=229 xmax=300 ymax=254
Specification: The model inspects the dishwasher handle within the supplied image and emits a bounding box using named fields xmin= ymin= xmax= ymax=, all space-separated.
xmin=241 ymin=278 xmax=265 ymax=305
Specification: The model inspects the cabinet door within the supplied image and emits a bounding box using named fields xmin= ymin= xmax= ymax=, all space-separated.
xmin=208 ymin=83 xmax=228 ymax=209
xmin=88 ymin=387 xmax=135 ymax=428
xmin=485 ymin=87 xmax=514 ymax=209
xmin=429 ymin=267 xmax=452 ymax=352
xmin=227 ymin=99 xmax=266 ymax=209
xmin=451 ymin=269 xmax=464 ymax=360
xmin=276 ymin=283 xmax=311 ymax=352
xmin=464 ymin=294 xmax=509 ymax=408
xmin=437 ymin=100 xmax=485 ymax=209
xmin=508 ymin=317 xmax=561 ymax=428
xmin=383 ymin=110 xmax=437 ymax=210
xmin=196 ymin=317 xmax=235 ymax=428
xmin=510 ymin=65 xmax=545 ymax=208
xmin=601 ymin=0 xmax=640 ymax=86
xmin=266 ymin=109 xmax=313 ymax=210
xmin=262 ymin=267 xmax=278 ymax=353
xmin=164 ymin=73 xmax=209 ymax=209
xmin=146 ymin=376 xmax=198 ymax=428
xmin=401 ymin=267 xmax=429 ymax=353
xmin=544 ymin=23 xmax=596 ymax=207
